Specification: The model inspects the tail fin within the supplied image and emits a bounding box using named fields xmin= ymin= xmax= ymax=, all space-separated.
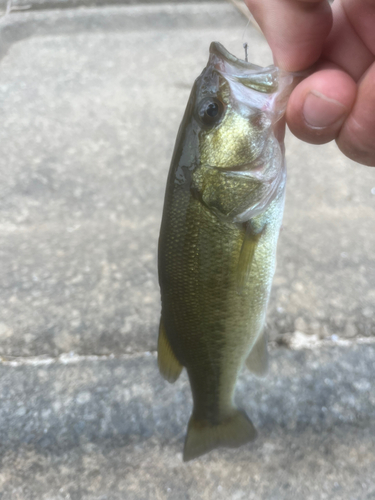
xmin=183 ymin=410 xmax=257 ymax=462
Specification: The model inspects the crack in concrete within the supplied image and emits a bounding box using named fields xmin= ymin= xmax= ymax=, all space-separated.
xmin=0 ymin=350 xmax=157 ymax=367
xmin=271 ymin=333 xmax=375 ymax=350
xmin=0 ymin=336 xmax=374 ymax=367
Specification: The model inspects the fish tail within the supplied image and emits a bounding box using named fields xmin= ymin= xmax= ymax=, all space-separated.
xmin=183 ymin=409 xmax=257 ymax=462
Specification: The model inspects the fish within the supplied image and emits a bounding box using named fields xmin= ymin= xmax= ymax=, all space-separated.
xmin=157 ymin=42 xmax=295 ymax=461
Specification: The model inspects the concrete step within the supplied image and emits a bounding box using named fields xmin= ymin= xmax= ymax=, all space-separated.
xmin=0 ymin=343 xmax=374 ymax=498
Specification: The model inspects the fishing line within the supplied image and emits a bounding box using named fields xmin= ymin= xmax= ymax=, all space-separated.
xmin=241 ymin=18 xmax=251 ymax=60
xmin=241 ymin=18 xmax=251 ymax=44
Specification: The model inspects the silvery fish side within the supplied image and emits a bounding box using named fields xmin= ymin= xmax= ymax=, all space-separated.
xmin=158 ymin=42 xmax=295 ymax=462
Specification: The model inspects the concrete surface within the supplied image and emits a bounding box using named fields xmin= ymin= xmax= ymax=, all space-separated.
xmin=0 ymin=343 xmax=374 ymax=499
xmin=0 ymin=3 xmax=374 ymax=358
xmin=0 ymin=3 xmax=374 ymax=498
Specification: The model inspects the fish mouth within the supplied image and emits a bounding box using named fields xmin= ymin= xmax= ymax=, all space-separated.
xmin=208 ymin=41 xmax=280 ymax=94
xmin=209 ymin=41 xmax=261 ymax=70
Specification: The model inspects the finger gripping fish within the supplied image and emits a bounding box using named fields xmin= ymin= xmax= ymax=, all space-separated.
xmin=158 ymin=42 xmax=295 ymax=462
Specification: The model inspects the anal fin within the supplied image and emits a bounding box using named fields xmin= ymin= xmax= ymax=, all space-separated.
xmin=157 ymin=317 xmax=183 ymax=383
xmin=245 ymin=330 xmax=268 ymax=377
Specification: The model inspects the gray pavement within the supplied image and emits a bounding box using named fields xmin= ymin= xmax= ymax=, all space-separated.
xmin=0 ymin=3 xmax=374 ymax=498
xmin=0 ymin=344 xmax=374 ymax=499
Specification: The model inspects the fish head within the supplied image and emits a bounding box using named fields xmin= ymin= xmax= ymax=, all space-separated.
xmin=170 ymin=42 xmax=297 ymax=221
xmin=193 ymin=41 xmax=293 ymax=170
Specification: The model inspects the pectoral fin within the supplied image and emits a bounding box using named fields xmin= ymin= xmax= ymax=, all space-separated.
xmin=157 ymin=317 xmax=183 ymax=383
xmin=245 ymin=331 xmax=268 ymax=377
xmin=236 ymin=222 xmax=265 ymax=293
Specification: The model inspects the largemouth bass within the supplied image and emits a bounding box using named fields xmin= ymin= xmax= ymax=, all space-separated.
xmin=158 ymin=42 xmax=295 ymax=461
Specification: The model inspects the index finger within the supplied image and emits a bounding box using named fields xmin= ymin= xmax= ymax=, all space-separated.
xmin=244 ymin=0 xmax=333 ymax=71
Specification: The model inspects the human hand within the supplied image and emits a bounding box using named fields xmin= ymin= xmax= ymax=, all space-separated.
xmin=244 ymin=0 xmax=375 ymax=166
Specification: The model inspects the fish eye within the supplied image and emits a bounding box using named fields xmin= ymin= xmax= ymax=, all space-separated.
xmin=197 ymin=98 xmax=225 ymax=127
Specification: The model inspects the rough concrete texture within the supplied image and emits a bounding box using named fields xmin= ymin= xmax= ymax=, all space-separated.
xmin=0 ymin=3 xmax=374 ymax=358
xmin=0 ymin=3 xmax=256 ymax=357
xmin=0 ymin=3 xmax=374 ymax=498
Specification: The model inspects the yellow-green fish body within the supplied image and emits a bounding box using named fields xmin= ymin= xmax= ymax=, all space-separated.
xmin=158 ymin=42 xmax=294 ymax=461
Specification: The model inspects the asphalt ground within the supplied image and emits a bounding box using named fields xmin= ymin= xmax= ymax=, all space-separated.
xmin=0 ymin=3 xmax=374 ymax=499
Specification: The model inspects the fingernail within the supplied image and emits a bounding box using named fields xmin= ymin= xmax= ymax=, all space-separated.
xmin=303 ymin=91 xmax=347 ymax=129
